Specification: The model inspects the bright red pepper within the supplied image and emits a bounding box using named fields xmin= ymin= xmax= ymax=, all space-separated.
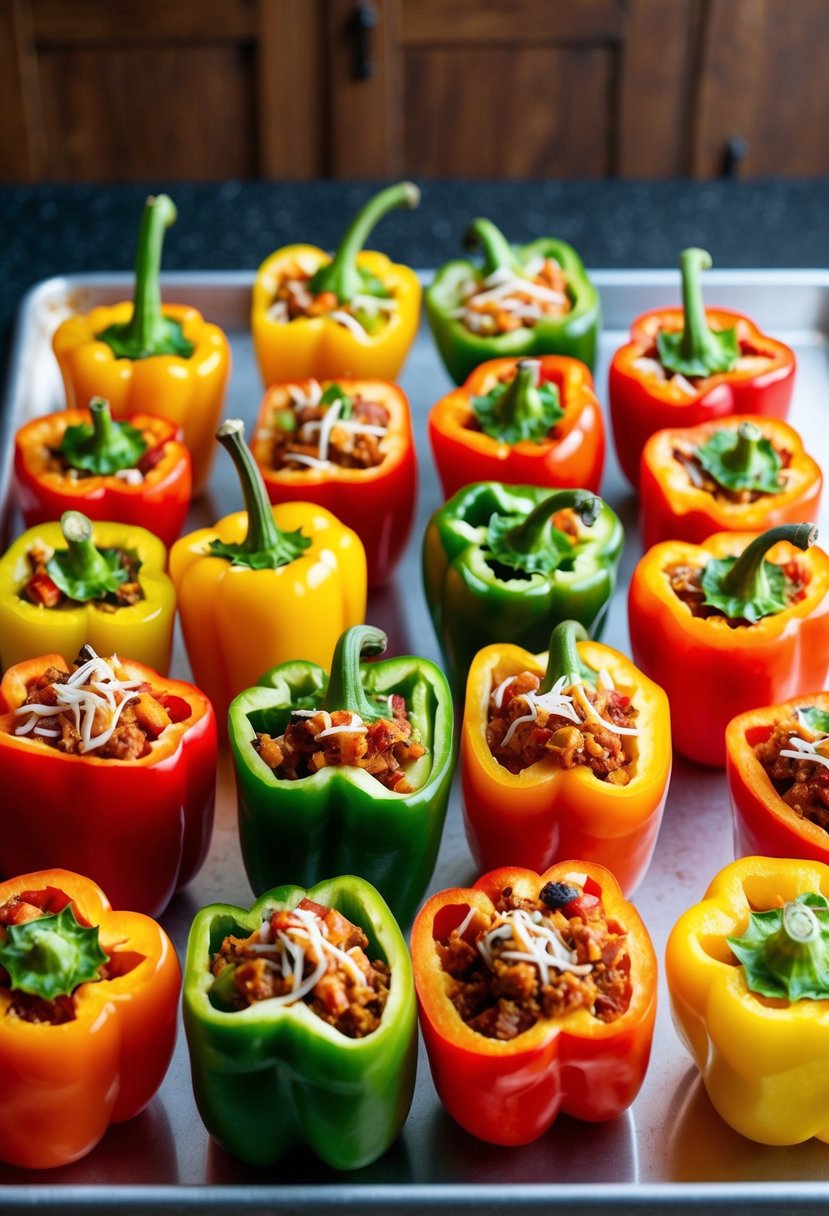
xmin=411 ymin=862 xmax=656 ymax=1145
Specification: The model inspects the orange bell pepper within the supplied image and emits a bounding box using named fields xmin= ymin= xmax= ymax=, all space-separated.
xmin=629 ymin=524 xmax=829 ymax=767
xmin=252 ymin=183 xmax=421 ymax=385
xmin=640 ymin=415 xmax=822 ymax=550
xmin=461 ymin=621 xmax=671 ymax=894
xmin=0 ymin=868 xmax=180 ymax=1169
xmin=52 ymin=195 xmax=231 ymax=496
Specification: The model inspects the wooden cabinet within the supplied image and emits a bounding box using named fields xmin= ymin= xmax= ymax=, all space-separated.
xmin=1 ymin=0 xmax=827 ymax=182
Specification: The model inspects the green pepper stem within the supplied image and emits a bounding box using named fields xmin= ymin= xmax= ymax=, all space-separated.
xmin=677 ymin=247 xmax=721 ymax=366
xmin=720 ymin=422 xmax=766 ymax=475
xmin=309 ymin=182 xmax=420 ymax=303
xmin=494 ymin=359 xmax=547 ymax=431
xmin=321 ymin=625 xmax=388 ymax=720
xmin=59 ymin=511 xmax=117 ymax=585
xmin=720 ymin=522 xmax=817 ymax=601
xmin=539 ymin=621 xmax=588 ymax=694
xmin=83 ymin=396 xmax=123 ymax=462
xmin=763 ymin=899 xmax=829 ymax=991
xmin=119 ymin=194 xmax=177 ymax=355
xmin=506 ymin=489 xmax=599 ymax=554
xmin=215 ymin=420 xmax=287 ymax=555
xmin=464 ymin=218 xmax=522 ymax=277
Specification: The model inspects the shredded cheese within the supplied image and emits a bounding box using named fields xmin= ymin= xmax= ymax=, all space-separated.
xmin=329 ymin=309 xmax=368 ymax=338
xmin=315 ymin=712 xmax=368 ymax=740
xmin=571 ymin=683 xmax=639 ymax=738
xmin=779 ymin=735 xmax=829 ymax=769
xmin=12 ymin=650 xmax=143 ymax=754
xmin=250 ymin=906 xmax=367 ymax=1007
xmin=477 ymin=908 xmax=592 ymax=984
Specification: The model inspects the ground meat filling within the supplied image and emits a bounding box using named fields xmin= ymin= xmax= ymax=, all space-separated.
xmin=438 ymin=884 xmax=631 ymax=1040
xmin=266 ymin=259 xmax=397 ymax=337
xmin=254 ymin=695 xmax=427 ymax=793
xmin=755 ymin=716 xmax=829 ymax=831
xmin=265 ymin=384 xmax=390 ymax=472
xmin=666 ymin=558 xmax=809 ymax=625
xmin=211 ymin=898 xmax=390 ymax=1038
xmin=456 ymin=257 xmax=572 ymax=337
xmin=487 ymin=671 xmax=637 ymax=782
xmin=23 ymin=542 xmax=144 ymax=611
xmin=672 ymin=440 xmax=790 ymax=503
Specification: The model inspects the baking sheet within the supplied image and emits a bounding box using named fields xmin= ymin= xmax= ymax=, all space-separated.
xmin=3 ymin=270 xmax=829 ymax=1214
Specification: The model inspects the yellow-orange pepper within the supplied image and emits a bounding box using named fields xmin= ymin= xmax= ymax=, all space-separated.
xmin=52 ymin=195 xmax=230 ymax=496
xmin=252 ymin=183 xmax=421 ymax=386
xmin=169 ymin=420 xmax=366 ymax=726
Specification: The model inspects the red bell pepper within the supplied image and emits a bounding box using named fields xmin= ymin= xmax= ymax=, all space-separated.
xmin=0 ymin=652 xmax=217 ymax=917
xmin=411 ymin=862 xmax=656 ymax=1145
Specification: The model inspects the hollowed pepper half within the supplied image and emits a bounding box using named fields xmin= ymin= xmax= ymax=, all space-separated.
xmin=228 ymin=625 xmax=454 ymax=927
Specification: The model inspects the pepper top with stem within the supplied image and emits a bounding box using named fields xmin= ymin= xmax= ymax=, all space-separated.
xmin=727 ymin=892 xmax=829 ymax=1001
xmin=486 ymin=489 xmax=600 ymax=578
xmin=0 ymin=905 xmax=107 ymax=1002
xmin=96 ymin=195 xmax=194 ymax=361
xmin=308 ymin=182 xmax=421 ymax=304
xmin=58 ymin=397 xmax=146 ymax=476
xmin=538 ymin=620 xmax=598 ymax=693
xmin=721 ymin=522 xmax=815 ymax=601
xmin=45 ymin=511 xmax=130 ymax=601
xmin=473 ymin=359 xmax=564 ymax=445
xmin=657 ymin=248 xmax=739 ymax=378
xmin=464 ymin=217 xmax=523 ymax=278
xmin=209 ymin=421 xmax=311 ymax=570
xmin=695 ymin=419 xmax=783 ymax=495
xmin=319 ymin=624 xmax=388 ymax=721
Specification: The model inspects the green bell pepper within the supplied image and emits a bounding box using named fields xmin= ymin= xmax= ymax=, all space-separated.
xmin=183 ymin=875 xmax=417 ymax=1169
xmin=425 ymin=217 xmax=601 ymax=384
xmin=422 ymin=483 xmax=624 ymax=692
xmin=227 ymin=625 xmax=454 ymax=927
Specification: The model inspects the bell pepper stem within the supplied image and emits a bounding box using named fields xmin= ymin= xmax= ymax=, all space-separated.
xmin=494 ymin=359 xmax=546 ymax=429
xmin=464 ymin=218 xmax=522 ymax=277
xmin=121 ymin=195 xmax=177 ymax=354
xmin=539 ymin=620 xmax=589 ymax=694
xmin=321 ymin=625 xmax=388 ymax=720
xmin=60 ymin=511 xmax=118 ymax=585
xmin=678 ymin=247 xmax=720 ymax=366
xmin=309 ymin=182 xmax=420 ymax=303
xmin=720 ymin=522 xmax=817 ymax=601
xmin=216 ymin=421 xmax=287 ymax=555
xmin=764 ymin=900 xmax=829 ymax=991
xmin=506 ymin=489 xmax=600 ymax=554
xmin=721 ymin=421 xmax=765 ymax=475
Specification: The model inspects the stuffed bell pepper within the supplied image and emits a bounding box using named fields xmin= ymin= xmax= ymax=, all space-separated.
xmin=640 ymin=415 xmax=821 ymax=550
xmin=666 ymin=856 xmax=829 ymax=1145
xmin=0 ymin=869 xmax=180 ymax=1169
xmin=250 ymin=376 xmax=416 ymax=587
xmin=462 ymin=621 xmax=671 ymax=894
xmin=412 ymin=862 xmax=656 ymax=1145
xmin=0 ymin=647 xmax=216 ymax=916
xmin=183 ymin=876 xmax=416 ymax=1169
xmin=0 ymin=510 xmax=175 ymax=675
xmin=629 ymin=523 xmax=829 ymax=767
xmin=609 ymin=248 xmax=796 ymax=487
xmin=423 ymin=482 xmax=623 ymax=693
xmin=52 ymin=194 xmax=230 ymax=496
xmin=252 ymin=182 xmax=421 ymax=385
xmin=228 ymin=625 xmax=454 ymax=927
xmin=426 ymin=217 xmax=601 ymax=383
xmin=429 ymin=356 xmax=605 ymax=500
xmin=14 ymin=397 xmax=192 ymax=549
xmin=169 ymin=419 xmax=366 ymax=728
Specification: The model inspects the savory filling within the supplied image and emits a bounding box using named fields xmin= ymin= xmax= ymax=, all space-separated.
xmin=22 ymin=542 xmax=144 ymax=611
xmin=487 ymin=670 xmax=638 ymax=782
xmin=667 ymin=559 xmax=809 ymax=625
xmin=259 ymin=380 xmax=389 ymax=472
xmin=633 ymin=335 xmax=773 ymax=395
xmin=437 ymin=882 xmax=631 ymax=1040
xmin=453 ymin=258 xmax=572 ymax=336
xmin=210 ymin=898 xmax=390 ymax=1037
xmin=755 ymin=709 xmax=829 ymax=831
xmin=10 ymin=647 xmax=191 ymax=759
xmin=254 ymin=696 xmax=426 ymax=793
xmin=672 ymin=439 xmax=790 ymax=503
xmin=266 ymin=256 xmax=398 ymax=337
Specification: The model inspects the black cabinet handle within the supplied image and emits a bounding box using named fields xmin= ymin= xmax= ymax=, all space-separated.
xmin=722 ymin=135 xmax=749 ymax=179
xmin=352 ymin=2 xmax=377 ymax=81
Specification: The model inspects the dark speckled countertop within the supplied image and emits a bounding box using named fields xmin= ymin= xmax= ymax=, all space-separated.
xmin=2 ymin=178 xmax=827 ymax=384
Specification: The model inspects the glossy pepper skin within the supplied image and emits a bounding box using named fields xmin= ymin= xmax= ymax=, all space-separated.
xmin=52 ymin=195 xmax=230 ymax=496
xmin=726 ymin=693 xmax=829 ymax=866
xmin=14 ymin=403 xmax=192 ymax=550
xmin=0 ymin=869 xmax=180 ymax=1169
xmin=228 ymin=626 xmax=454 ymax=927
xmin=423 ymin=482 xmax=623 ymax=693
xmin=0 ymin=515 xmax=175 ymax=674
xmin=169 ymin=420 xmax=366 ymax=728
xmin=425 ymin=217 xmax=601 ymax=384
xmin=609 ymin=250 xmax=796 ymax=487
xmin=252 ymin=182 xmax=421 ymax=385
xmin=0 ymin=656 xmax=216 ymax=916
xmin=429 ymin=355 xmax=604 ymax=500
xmin=183 ymin=876 xmax=417 ymax=1169
xmin=629 ymin=528 xmax=829 ymax=768
xmin=251 ymin=378 xmax=417 ymax=587
xmin=665 ymin=856 xmax=829 ymax=1145
xmin=640 ymin=415 xmax=822 ymax=551
xmin=411 ymin=862 xmax=656 ymax=1145
xmin=461 ymin=624 xmax=671 ymax=894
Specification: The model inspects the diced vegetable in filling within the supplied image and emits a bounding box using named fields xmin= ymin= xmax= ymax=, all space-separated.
xmin=261 ymin=381 xmax=389 ymax=472
xmin=266 ymin=257 xmax=398 ymax=337
xmin=254 ymin=695 xmax=426 ymax=793
xmin=437 ymin=882 xmax=631 ymax=1040
xmin=667 ymin=559 xmax=809 ymax=624
xmin=23 ymin=543 xmax=144 ymax=611
xmin=211 ymin=898 xmax=390 ymax=1037
xmin=487 ymin=671 xmax=638 ymax=782
xmin=755 ymin=709 xmax=829 ymax=831
xmin=454 ymin=258 xmax=571 ymax=336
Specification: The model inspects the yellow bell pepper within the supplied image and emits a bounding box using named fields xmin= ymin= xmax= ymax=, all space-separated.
xmin=666 ymin=855 xmax=829 ymax=1144
xmin=52 ymin=195 xmax=231 ymax=496
xmin=169 ymin=420 xmax=366 ymax=727
xmin=0 ymin=512 xmax=175 ymax=674
xmin=252 ymin=183 xmax=421 ymax=386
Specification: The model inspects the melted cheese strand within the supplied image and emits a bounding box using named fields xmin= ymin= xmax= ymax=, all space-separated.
xmin=12 ymin=650 xmax=143 ymax=752
xmin=780 ymin=735 xmax=829 ymax=769
xmin=477 ymin=908 xmax=592 ymax=985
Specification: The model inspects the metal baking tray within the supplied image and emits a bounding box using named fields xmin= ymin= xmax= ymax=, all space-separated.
xmin=3 ymin=270 xmax=829 ymax=1215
